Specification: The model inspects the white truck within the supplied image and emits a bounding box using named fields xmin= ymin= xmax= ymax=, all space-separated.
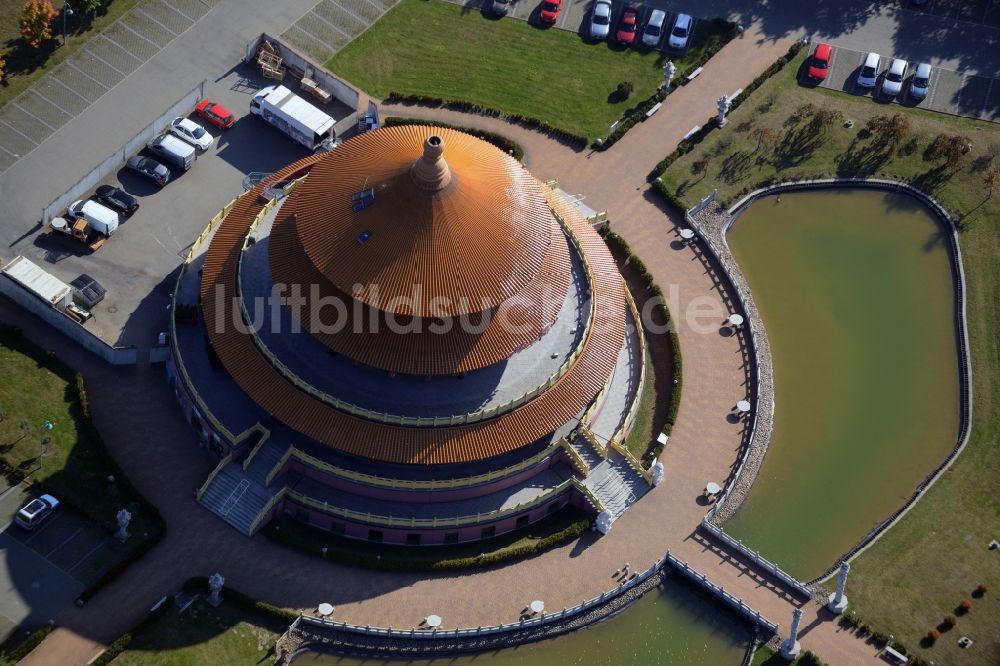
xmin=250 ymin=85 xmax=336 ymax=151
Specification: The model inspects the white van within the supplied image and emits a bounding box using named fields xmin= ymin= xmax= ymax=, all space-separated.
xmin=643 ymin=10 xmax=666 ymax=47
xmin=66 ymin=199 xmax=120 ymax=236
xmin=668 ymin=13 xmax=693 ymax=50
xmin=147 ymin=133 xmax=196 ymax=171
xmin=857 ymin=52 xmax=880 ymax=89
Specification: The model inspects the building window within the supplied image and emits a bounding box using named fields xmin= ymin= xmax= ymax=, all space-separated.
xmin=330 ymin=522 xmax=345 ymax=535
xmin=480 ymin=526 xmax=496 ymax=540
xmin=444 ymin=532 xmax=459 ymax=544
xmin=368 ymin=530 xmax=383 ymax=543
xmin=406 ymin=533 xmax=421 ymax=546
xmin=516 ymin=515 xmax=530 ymax=529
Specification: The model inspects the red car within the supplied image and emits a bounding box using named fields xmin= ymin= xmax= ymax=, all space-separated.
xmin=538 ymin=0 xmax=561 ymax=24
xmin=195 ymin=99 xmax=235 ymax=129
xmin=616 ymin=6 xmax=639 ymax=44
xmin=807 ymin=43 xmax=833 ymax=81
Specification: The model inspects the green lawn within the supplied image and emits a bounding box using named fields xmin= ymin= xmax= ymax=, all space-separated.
xmin=327 ymin=0 xmax=730 ymax=140
xmin=0 ymin=327 xmax=160 ymax=540
xmin=110 ymin=599 xmax=285 ymax=666
xmin=660 ymin=52 xmax=1000 ymax=666
xmin=0 ymin=0 xmax=143 ymax=109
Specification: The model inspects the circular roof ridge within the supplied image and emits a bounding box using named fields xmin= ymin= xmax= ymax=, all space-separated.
xmin=280 ymin=125 xmax=555 ymax=318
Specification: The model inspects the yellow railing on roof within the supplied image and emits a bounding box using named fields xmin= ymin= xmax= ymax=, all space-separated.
xmin=196 ymin=452 xmax=232 ymax=501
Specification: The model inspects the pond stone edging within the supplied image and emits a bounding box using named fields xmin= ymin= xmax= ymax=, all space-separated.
xmin=691 ymin=178 xmax=974 ymax=587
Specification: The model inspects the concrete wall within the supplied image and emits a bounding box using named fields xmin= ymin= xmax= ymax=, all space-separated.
xmin=40 ymin=80 xmax=207 ymax=224
xmin=0 ymin=278 xmax=138 ymax=364
xmin=245 ymin=33 xmax=361 ymax=111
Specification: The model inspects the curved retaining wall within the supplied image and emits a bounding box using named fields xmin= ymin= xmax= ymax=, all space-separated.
xmin=702 ymin=178 xmax=973 ymax=586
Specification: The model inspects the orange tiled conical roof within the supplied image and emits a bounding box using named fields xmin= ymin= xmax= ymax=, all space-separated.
xmin=280 ymin=125 xmax=556 ymax=318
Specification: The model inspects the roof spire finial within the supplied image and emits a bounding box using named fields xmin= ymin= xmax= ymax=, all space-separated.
xmin=410 ymin=135 xmax=452 ymax=191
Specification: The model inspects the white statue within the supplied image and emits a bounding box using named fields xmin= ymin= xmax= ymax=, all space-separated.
xmin=208 ymin=572 xmax=225 ymax=606
xmin=663 ymin=60 xmax=677 ymax=90
xmin=650 ymin=458 xmax=665 ymax=487
xmin=115 ymin=508 xmax=131 ymax=541
xmin=595 ymin=511 xmax=614 ymax=535
xmin=717 ymin=95 xmax=732 ymax=128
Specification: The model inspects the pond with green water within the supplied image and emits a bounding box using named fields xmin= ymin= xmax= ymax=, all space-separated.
xmin=293 ymin=578 xmax=751 ymax=666
xmin=724 ymin=188 xmax=960 ymax=579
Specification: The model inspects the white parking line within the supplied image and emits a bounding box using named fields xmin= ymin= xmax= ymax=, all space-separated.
xmin=119 ymin=18 xmax=164 ymax=50
xmin=29 ymin=87 xmax=75 ymax=119
xmin=162 ymin=0 xmax=196 ymax=23
xmin=85 ymin=46 xmax=129 ymax=77
xmin=309 ymin=9 xmax=353 ymax=39
xmin=45 ymin=526 xmax=84 ymax=558
xmin=68 ymin=539 xmax=109 ymax=574
xmin=10 ymin=101 xmax=58 ymax=132
xmin=134 ymin=6 xmax=179 ymax=37
xmin=64 ymin=60 xmax=110 ymax=91
xmin=926 ymin=66 xmax=941 ymax=108
xmin=952 ymin=73 xmax=967 ymax=113
xmin=97 ymin=34 xmax=144 ymax=65
xmin=46 ymin=76 xmax=92 ymax=105
xmin=23 ymin=511 xmax=63 ymax=544
xmin=0 ymin=118 xmax=39 ymax=146
xmin=291 ymin=22 xmax=338 ymax=50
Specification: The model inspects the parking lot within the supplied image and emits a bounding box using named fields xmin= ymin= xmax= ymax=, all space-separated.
xmin=814 ymin=44 xmax=1000 ymax=122
xmin=0 ymin=482 xmax=90 ymax=643
xmin=0 ymin=0 xmax=226 ymax=175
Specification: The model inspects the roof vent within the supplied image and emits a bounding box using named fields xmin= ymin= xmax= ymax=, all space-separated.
xmin=351 ymin=187 xmax=376 ymax=212
xmin=410 ymin=135 xmax=452 ymax=191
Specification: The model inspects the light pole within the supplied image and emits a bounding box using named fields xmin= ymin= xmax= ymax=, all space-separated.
xmin=62 ymin=3 xmax=74 ymax=45
xmin=39 ymin=421 xmax=53 ymax=473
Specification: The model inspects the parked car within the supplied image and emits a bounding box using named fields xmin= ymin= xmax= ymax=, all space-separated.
xmin=881 ymin=58 xmax=908 ymax=97
xmin=67 ymin=199 xmax=120 ymax=231
xmin=195 ymin=99 xmax=235 ymax=129
xmin=94 ymin=184 xmax=138 ymax=217
xmin=807 ymin=43 xmax=833 ymax=81
xmin=491 ymin=0 xmax=511 ymax=15
xmin=538 ymin=0 xmax=561 ymax=24
xmin=126 ymin=156 xmax=170 ymax=186
xmin=857 ymin=51 xmax=880 ymax=88
xmin=909 ymin=62 xmax=932 ymax=100
xmin=616 ymin=6 xmax=639 ymax=45
xmin=668 ymin=13 xmax=693 ymax=50
xmin=642 ymin=9 xmax=667 ymax=47
xmin=15 ymin=494 xmax=59 ymax=530
xmin=170 ymin=117 xmax=214 ymax=151
xmin=589 ymin=0 xmax=612 ymax=39
xmin=147 ymin=134 xmax=196 ymax=171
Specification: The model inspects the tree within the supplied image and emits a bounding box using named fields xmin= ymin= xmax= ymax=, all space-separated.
xmin=866 ymin=113 xmax=910 ymax=153
xmin=0 ymin=54 xmax=6 ymax=83
xmin=20 ymin=0 xmax=58 ymax=49
xmin=984 ymin=162 xmax=1000 ymax=199
xmin=809 ymin=107 xmax=843 ymax=132
xmin=69 ymin=0 xmax=101 ymax=13
xmin=927 ymin=133 xmax=972 ymax=169
xmin=750 ymin=126 xmax=778 ymax=155
xmin=691 ymin=156 xmax=711 ymax=180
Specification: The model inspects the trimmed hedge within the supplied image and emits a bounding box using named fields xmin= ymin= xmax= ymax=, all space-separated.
xmin=0 ymin=624 xmax=53 ymax=663
xmin=182 ymin=578 xmax=298 ymax=623
xmin=593 ymin=89 xmax=668 ymax=151
xmin=90 ymin=596 xmax=175 ymax=665
xmin=600 ymin=229 xmax=683 ymax=463
xmin=648 ymin=42 xmax=805 ymax=185
xmin=675 ymin=18 xmax=741 ymax=85
xmin=263 ymin=513 xmax=592 ymax=572
xmin=73 ymin=373 xmax=166 ymax=601
xmin=383 ymin=117 xmax=524 ymax=160
xmin=384 ymin=92 xmax=588 ymax=149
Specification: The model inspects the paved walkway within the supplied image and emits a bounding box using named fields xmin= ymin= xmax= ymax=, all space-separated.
xmin=12 ymin=26 xmax=887 ymax=666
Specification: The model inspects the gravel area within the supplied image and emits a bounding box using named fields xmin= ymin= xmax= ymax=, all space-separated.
xmin=688 ymin=205 xmax=776 ymax=526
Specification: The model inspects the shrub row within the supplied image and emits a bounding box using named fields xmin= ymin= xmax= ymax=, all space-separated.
xmin=598 ymin=229 xmax=683 ymax=461
xmin=73 ymin=373 xmax=167 ymax=601
xmin=592 ymin=89 xmax=667 ymax=151
xmin=182 ymin=578 xmax=299 ymax=623
xmin=91 ymin=596 xmax=176 ymax=665
xmin=0 ymin=624 xmax=53 ymax=664
xmin=383 ymin=116 xmax=524 ymax=160
xmin=384 ymin=92 xmax=588 ymax=149
xmin=264 ymin=515 xmax=592 ymax=572
xmin=839 ymin=612 xmax=921 ymax=664
xmin=648 ymin=42 xmax=805 ymax=184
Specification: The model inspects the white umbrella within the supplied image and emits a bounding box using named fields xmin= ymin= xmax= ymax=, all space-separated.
xmin=530 ymin=600 xmax=545 ymax=614
xmin=426 ymin=614 xmax=442 ymax=628
xmin=736 ymin=400 xmax=751 ymax=413
xmin=706 ymin=481 xmax=722 ymax=495
xmin=317 ymin=603 xmax=334 ymax=617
